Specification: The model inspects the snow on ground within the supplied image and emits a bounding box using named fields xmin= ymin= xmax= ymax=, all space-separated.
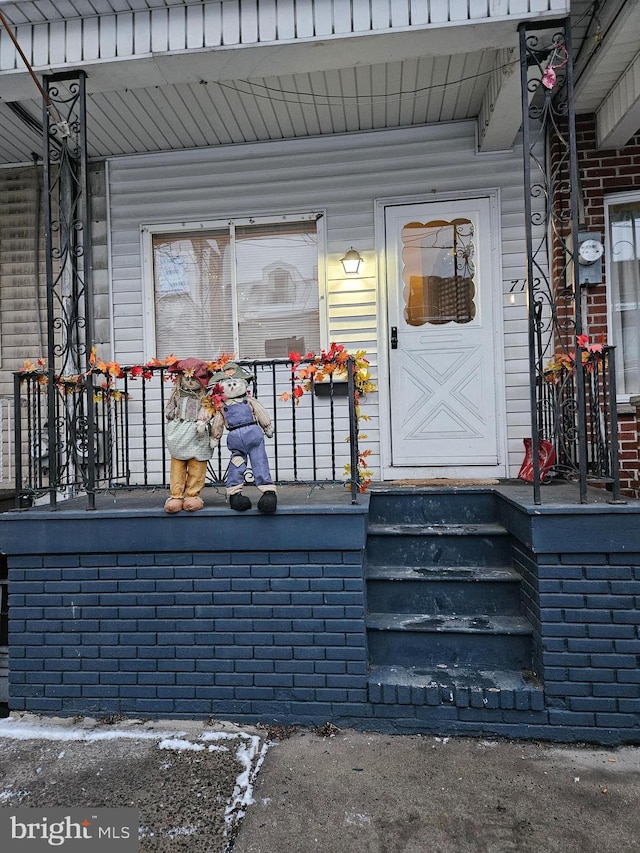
xmin=0 ymin=715 xmax=271 ymax=847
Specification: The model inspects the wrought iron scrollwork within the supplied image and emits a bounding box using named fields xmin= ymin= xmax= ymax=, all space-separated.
xmin=520 ymin=20 xmax=620 ymax=503
xmin=43 ymin=72 xmax=96 ymax=507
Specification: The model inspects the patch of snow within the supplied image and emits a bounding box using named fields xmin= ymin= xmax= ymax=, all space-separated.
xmin=216 ymin=733 xmax=271 ymax=839
xmin=345 ymin=812 xmax=371 ymax=826
xmin=0 ymin=789 xmax=30 ymax=803
xmin=158 ymin=738 xmax=205 ymax=752
xmin=165 ymin=825 xmax=199 ymax=838
xmin=0 ymin=721 xmax=188 ymax=743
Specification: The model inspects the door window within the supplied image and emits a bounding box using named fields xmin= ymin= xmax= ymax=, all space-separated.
xmin=401 ymin=218 xmax=476 ymax=326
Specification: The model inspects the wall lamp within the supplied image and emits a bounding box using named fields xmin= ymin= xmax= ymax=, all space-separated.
xmin=340 ymin=247 xmax=363 ymax=275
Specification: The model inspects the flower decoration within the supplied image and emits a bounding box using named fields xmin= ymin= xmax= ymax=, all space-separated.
xmin=542 ymin=43 xmax=568 ymax=90
xmin=280 ymin=343 xmax=375 ymax=402
xmin=543 ymin=335 xmax=606 ymax=383
xmin=280 ymin=343 xmax=376 ymax=492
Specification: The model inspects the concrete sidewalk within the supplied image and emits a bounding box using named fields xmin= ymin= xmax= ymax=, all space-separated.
xmin=0 ymin=714 xmax=639 ymax=853
xmin=0 ymin=714 xmax=267 ymax=852
xmin=233 ymin=727 xmax=640 ymax=853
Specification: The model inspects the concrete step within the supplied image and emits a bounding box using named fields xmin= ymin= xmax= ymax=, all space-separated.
xmin=366 ymin=564 xmax=523 ymax=616
xmin=368 ymin=663 xmax=544 ymax=711
xmin=366 ymin=612 xmax=533 ymax=671
xmin=366 ymin=523 xmax=511 ymax=568
xmin=368 ymin=489 xmax=499 ymax=525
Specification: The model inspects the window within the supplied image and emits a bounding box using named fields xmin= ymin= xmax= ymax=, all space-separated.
xmin=401 ymin=218 xmax=476 ymax=326
xmin=606 ymin=194 xmax=640 ymax=397
xmin=145 ymin=215 xmax=323 ymax=360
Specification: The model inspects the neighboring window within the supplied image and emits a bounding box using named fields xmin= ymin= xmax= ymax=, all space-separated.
xmin=149 ymin=217 xmax=321 ymax=360
xmin=607 ymin=194 xmax=640 ymax=397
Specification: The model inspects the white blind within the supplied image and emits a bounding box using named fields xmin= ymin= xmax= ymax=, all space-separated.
xmin=153 ymin=229 xmax=233 ymax=360
xmin=236 ymin=221 xmax=319 ymax=359
xmin=609 ymin=200 xmax=640 ymax=396
xmin=152 ymin=219 xmax=319 ymax=360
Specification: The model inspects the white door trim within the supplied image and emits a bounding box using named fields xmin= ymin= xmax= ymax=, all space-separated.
xmin=374 ymin=190 xmax=508 ymax=480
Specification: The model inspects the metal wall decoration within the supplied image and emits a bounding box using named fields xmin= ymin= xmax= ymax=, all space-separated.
xmin=519 ymin=19 xmax=620 ymax=504
xmin=42 ymin=71 xmax=96 ymax=507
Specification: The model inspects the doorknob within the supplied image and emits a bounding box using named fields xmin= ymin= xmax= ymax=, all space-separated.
xmin=391 ymin=327 xmax=398 ymax=349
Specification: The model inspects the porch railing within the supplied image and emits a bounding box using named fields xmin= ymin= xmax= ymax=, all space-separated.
xmin=519 ymin=19 xmax=622 ymax=503
xmin=13 ymin=357 xmax=362 ymax=508
xmin=538 ymin=345 xmax=621 ymax=498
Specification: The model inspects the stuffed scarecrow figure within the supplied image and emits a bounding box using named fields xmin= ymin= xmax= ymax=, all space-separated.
xmin=164 ymin=357 xmax=213 ymax=513
xmin=208 ymin=362 xmax=277 ymax=513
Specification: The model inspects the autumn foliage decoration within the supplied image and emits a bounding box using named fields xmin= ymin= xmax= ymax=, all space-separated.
xmin=543 ymin=334 xmax=605 ymax=384
xmin=280 ymin=343 xmax=376 ymax=492
xmin=21 ymin=349 xmax=235 ymax=403
xmin=21 ymin=344 xmax=376 ymax=492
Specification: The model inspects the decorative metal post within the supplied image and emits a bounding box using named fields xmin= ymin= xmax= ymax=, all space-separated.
xmin=43 ymin=71 xmax=96 ymax=508
xmin=519 ymin=19 xmax=589 ymax=504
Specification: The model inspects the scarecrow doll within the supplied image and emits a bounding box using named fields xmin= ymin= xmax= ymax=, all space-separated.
xmin=164 ymin=357 xmax=213 ymax=513
xmin=208 ymin=362 xmax=277 ymax=513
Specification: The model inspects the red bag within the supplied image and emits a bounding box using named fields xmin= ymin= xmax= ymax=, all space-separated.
xmin=518 ymin=437 xmax=556 ymax=483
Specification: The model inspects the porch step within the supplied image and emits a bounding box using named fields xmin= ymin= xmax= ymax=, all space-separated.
xmin=365 ymin=489 xmax=538 ymax=703
xmin=367 ymin=488 xmax=500 ymax=525
xmin=366 ymin=612 xmax=533 ymax=670
xmin=368 ymin=664 xmax=544 ymax=711
xmin=366 ymin=522 xmax=511 ymax=567
xmin=366 ymin=564 xmax=523 ymax=615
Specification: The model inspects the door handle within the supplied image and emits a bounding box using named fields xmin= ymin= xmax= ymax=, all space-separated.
xmin=390 ymin=327 xmax=398 ymax=349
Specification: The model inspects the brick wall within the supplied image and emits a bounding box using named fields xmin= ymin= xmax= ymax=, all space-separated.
xmin=4 ymin=495 xmax=640 ymax=743
xmin=514 ymin=545 xmax=640 ymax=735
xmin=8 ymin=548 xmax=368 ymax=721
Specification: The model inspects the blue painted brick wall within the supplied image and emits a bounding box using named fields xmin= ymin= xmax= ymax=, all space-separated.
xmin=9 ymin=547 xmax=368 ymax=720
xmin=5 ymin=492 xmax=640 ymax=743
xmin=534 ymin=553 xmax=640 ymax=730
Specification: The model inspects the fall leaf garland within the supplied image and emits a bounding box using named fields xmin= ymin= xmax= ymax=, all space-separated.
xmin=19 ymin=344 xmax=376 ymax=491
xmin=543 ymin=335 xmax=606 ymax=384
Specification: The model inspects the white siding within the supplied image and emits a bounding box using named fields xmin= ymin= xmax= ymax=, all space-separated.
xmin=0 ymin=166 xmax=46 ymax=389
xmin=0 ymin=166 xmax=45 ymax=488
xmin=108 ymin=121 xmax=540 ymax=479
xmin=0 ymin=164 xmax=110 ymax=488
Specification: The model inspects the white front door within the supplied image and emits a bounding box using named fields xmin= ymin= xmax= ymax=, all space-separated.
xmin=384 ymin=196 xmax=504 ymax=472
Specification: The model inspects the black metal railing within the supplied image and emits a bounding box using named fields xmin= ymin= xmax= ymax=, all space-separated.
xmin=518 ymin=19 xmax=621 ymax=503
xmin=538 ymin=346 xmax=621 ymax=499
xmin=14 ymin=357 xmax=363 ymax=508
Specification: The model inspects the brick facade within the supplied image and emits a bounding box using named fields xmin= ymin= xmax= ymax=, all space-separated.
xmin=8 ymin=550 xmax=368 ymax=720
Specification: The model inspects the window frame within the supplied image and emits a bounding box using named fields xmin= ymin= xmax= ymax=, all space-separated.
xmin=604 ymin=190 xmax=640 ymax=402
xmin=141 ymin=211 xmax=328 ymax=362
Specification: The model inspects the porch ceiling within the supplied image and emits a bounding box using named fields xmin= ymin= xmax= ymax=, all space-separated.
xmin=0 ymin=1 xmax=637 ymax=167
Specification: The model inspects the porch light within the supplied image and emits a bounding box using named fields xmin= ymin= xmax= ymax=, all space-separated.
xmin=340 ymin=247 xmax=363 ymax=275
